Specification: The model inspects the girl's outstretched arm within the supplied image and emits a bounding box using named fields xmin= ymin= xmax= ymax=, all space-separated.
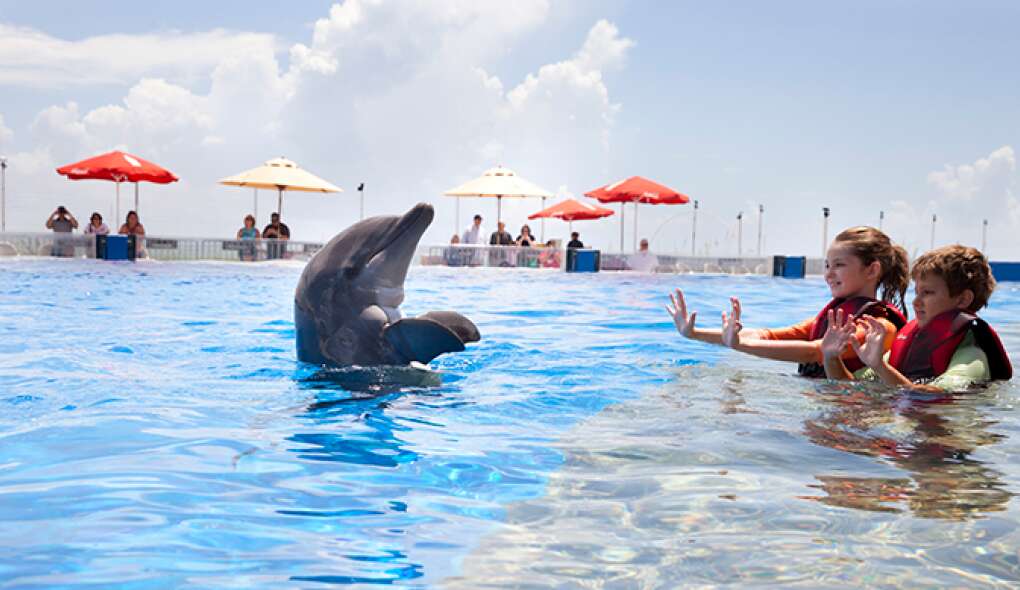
xmin=820 ymin=309 xmax=856 ymax=380
xmin=667 ymin=289 xmax=765 ymax=346
xmin=720 ymin=296 xmax=820 ymax=363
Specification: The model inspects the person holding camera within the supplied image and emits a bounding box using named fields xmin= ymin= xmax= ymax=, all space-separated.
xmin=45 ymin=206 xmax=79 ymax=257
xmin=46 ymin=205 xmax=78 ymax=233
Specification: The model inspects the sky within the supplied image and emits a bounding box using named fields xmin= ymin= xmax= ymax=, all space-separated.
xmin=1 ymin=0 xmax=1018 ymax=258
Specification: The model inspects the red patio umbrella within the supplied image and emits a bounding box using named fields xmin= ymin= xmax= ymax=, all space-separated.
xmin=528 ymin=198 xmax=614 ymax=234
xmin=56 ymin=150 xmax=178 ymax=224
xmin=585 ymin=176 xmax=689 ymax=252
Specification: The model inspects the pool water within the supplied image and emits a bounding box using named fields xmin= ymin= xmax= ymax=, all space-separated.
xmin=1 ymin=258 xmax=1019 ymax=588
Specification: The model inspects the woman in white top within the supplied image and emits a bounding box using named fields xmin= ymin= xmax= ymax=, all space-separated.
xmin=84 ymin=212 xmax=110 ymax=235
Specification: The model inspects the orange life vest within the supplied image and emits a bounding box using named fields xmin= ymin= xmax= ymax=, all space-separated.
xmin=798 ymin=297 xmax=907 ymax=378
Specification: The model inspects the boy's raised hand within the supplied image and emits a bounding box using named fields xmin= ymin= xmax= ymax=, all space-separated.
xmin=721 ymin=297 xmax=742 ymax=348
xmin=666 ymin=288 xmax=697 ymax=338
xmin=849 ymin=316 xmax=888 ymax=369
xmin=820 ymin=309 xmax=855 ymax=360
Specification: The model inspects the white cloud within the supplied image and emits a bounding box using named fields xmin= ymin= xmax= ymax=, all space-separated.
xmin=923 ymin=146 xmax=1018 ymax=257
xmin=0 ymin=24 xmax=279 ymax=87
xmin=927 ymin=145 xmax=1015 ymax=201
xmin=2 ymin=2 xmax=634 ymax=248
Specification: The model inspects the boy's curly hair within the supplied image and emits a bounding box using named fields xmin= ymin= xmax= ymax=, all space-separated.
xmin=911 ymin=244 xmax=996 ymax=311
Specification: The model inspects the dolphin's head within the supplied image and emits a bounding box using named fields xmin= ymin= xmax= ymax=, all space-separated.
xmin=298 ymin=203 xmax=434 ymax=311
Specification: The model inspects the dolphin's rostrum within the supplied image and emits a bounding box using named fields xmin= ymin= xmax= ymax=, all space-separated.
xmin=295 ymin=203 xmax=480 ymax=367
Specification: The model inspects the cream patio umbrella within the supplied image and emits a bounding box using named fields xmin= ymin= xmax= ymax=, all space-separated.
xmin=219 ymin=157 xmax=342 ymax=218
xmin=443 ymin=166 xmax=554 ymax=233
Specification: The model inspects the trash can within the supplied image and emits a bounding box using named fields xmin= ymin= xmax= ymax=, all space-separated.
xmin=566 ymin=248 xmax=600 ymax=273
xmin=772 ymin=255 xmax=804 ymax=278
xmin=96 ymin=234 xmax=136 ymax=261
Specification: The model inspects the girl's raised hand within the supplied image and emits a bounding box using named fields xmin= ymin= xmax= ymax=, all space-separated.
xmin=850 ymin=315 xmax=888 ymax=369
xmin=666 ymin=289 xmax=697 ymax=338
xmin=820 ymin=309 xmax=855 ymax=360
xmin=721 ymin=297 xmax=743 ymax=348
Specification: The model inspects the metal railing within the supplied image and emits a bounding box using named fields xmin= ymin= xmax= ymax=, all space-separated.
xmin=419 ymin=244 xmax=564 ymax=270
xmin=0 ymin=232 xmax=324 ymax=262
xmin=0 ymin=232 xmax=806 ymax=275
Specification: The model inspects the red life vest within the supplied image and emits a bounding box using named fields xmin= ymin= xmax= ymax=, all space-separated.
xmin=887 ymin=309 xmax=1012 ymax=382
xmin=798 ymin=297 xmax=907 ymax=378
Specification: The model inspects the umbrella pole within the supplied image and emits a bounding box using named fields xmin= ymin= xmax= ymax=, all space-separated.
xmin=455 ymin=197 xmax=460 ymax=237
xmin=633 ymin=203 xmax=639 ymax=252
xmin=497 ymin=196 xmax=502 ymax=226
xmin=540 ymin=196 xmax=547 ymax=242
xmin=278 ymin=187 xmax=283 ymax=217
xmin=619 ymin=203 xmax=625 ymax=253
xmin=569 ymin=220 xmax=573 ymax=235
xmin=115 ymin=181 xmax=121 ymax=225
xmin=254 ymin=188 xmax=258 ymax=222
xmin=134 ymin=182 xmax=139 ymax=214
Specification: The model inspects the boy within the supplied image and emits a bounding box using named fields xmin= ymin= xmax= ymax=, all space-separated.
xmin=822 ymin=245 xmax=1011 ymax=391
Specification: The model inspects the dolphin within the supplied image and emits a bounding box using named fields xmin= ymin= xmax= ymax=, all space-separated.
xmin=294 ymin=202 xmax=480 ymax=368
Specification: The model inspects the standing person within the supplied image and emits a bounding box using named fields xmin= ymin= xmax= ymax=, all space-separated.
xmin=45 ymin=205 xmax=78 ymax=257
xmin=461 ymin=214 xmax=484 ymax=244
xmin=461 ymin=214 xmax=485 ymax=266
xmin=628 ymin=238 xmax=658 ymax=272
xmin=263 ymin=212 xmax=291 ymax=259
xmin=667 ymin=226 xmax=910 ymax=377
xmin=83 ymin=212 xmax=109 ymax=236
xmin=118 ymin=210 xmax=147 ymax=258
xmin=236 ymin=214 xmax=261 ymax=261
xmin=567 ymin=232 xmax=584 ymax=249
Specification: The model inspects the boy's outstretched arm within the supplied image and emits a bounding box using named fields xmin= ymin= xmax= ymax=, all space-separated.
xmin=850 ymin=317 xmax=941 ymax=392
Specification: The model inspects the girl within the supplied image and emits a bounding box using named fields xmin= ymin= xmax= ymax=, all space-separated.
xmin=666 ymin=226 xmax=909 ymax=376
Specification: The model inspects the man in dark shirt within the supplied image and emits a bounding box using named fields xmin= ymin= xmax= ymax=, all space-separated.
xmin=567 ymin=232 xmax=584 ymax=249
xmin=263 ymin=212 xmax=291 ymax=259
xmin=489 ymin=222 xmax=514 ymax=245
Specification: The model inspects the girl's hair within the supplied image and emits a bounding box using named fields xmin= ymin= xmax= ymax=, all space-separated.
xmin=833 ymin=226 xmax=910 ymax=316
xmin=244 ymin=214 xmax=255 ymax=225
xmin=126 ymin=210 xmax=139 ymax=223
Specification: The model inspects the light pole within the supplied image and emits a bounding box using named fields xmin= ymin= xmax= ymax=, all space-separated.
xmin=930 ymin=213 xmax=936 ymax=249
xmin=691 ymin=199 xmax=698 ymax=256
xmin=982 ymin=218 xmax=988 ymax=252
xmin=358 ymin=183 xmax=365 ymax=220
xmin=0 ymin=156 xmax=6 ymax=233
xmin=757 ymin=204 xmax=763 ymax=256
xmin=736 ymin=211 xmax=743 ymax=256
xmin=879 ymin=210 xmax=884 ymax=231
xmin=822 ymin=207 xmax=830 ymax=257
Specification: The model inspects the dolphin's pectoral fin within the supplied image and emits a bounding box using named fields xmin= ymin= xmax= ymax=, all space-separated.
xmin=418 ymin=311 xmax=481 ymax=343
xmin=384 ymin=318 xmax=466 ymax=365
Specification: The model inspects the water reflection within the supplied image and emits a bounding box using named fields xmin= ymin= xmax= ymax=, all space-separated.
xmin=282 ymin=370 xmax=436 ymax=585
xmin=802 ymin=385 xmax=1013 ymax=519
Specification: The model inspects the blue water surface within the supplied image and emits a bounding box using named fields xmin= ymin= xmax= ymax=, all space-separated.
xmin=0 ymin=258 xmax=1019 ymax=588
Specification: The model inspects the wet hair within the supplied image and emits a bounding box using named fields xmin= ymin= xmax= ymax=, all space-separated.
xmin=832 ymin=226 xmax=910 ymax=315
xmin=911 ymin=245 xmax=995 ymax=312
xmin=125 ymin=210 xmax=139 ymax=223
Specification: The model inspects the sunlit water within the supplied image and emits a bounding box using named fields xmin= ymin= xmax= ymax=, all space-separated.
xmin=1 ymin=258 xmax=1019 ymax=588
